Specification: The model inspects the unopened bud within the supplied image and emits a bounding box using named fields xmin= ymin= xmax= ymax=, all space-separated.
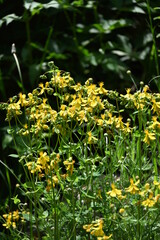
xmin=11 ymin=43 xmax=16 ymax=54
xmin=127 ymin=70 xmax=131 ymax=75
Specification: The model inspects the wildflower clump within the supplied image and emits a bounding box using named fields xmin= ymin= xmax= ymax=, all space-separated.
xmin=2 ymin=209 xmax=29 ymax=229
xmin=83 ymin=219 xmax=112 ymax=239
xmin=1 ymin=65 xmax=160 ymax=239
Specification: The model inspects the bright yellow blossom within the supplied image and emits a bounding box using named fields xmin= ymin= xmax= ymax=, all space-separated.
xmin=18 ymin=93 xmax=28 ymax=107
xmin=139 ymin=183 xmax=151 ymax=196
xmin=83 ymin=224 xmax=92 ymax=232
xmin=37 ymin=151 xmax=49 ymax=170
xmin=153 ymin=180 xmax=160 ymax=190
xmin=83 ymin=219 xmax=104 ymax=237
xmin=119 ymin=208 xmax=125 ymax=214
xmin=46 ymin=175 xmax=59 ymax=191
xmin=143 ymin=129 xmax=156 ymax=145
xmin=3 ymin=210 xmax=20 ymax=229
xmin=97 ymin=82 xmax=108 ymax=95
xmin=151 ymin=98 xmax=160 ymax=113
xmin=64 ymin=159 xmax=75 ymax=175
xmin=115 ymin=116 xmax=124 ymax=129
xmin=154 ymin=194 xmax=160 ymax=203
xmin=83 ymin=219 xmax=112 ymax=238
xmin=141 ymin=192 xmax=155 ymax=207
xmin=97 ymin=235 xmax=112 ymax=240
xmin=107 ymin=183 xmax=122 ymax=198
xmin=125 ymin=178 xmax=139 ymax=194
xmin=87 ymin=131 xmax=98 ymax=144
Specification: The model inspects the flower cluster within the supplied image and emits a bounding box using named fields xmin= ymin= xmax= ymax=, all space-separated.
xmin=2 ymin=67 xmax=160 ymax=239
xmin=2 ymin=210 xmax=28 ymax=229
xmin=107 ymin=178 xmax=160 ymax=209
xmin=83 ymin=219 xmax=112 ymax=239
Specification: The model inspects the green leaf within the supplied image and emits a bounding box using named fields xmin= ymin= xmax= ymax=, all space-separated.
xmin=24 ymin=1 xmax=42 ymax=11
xmin=47 ymin=52 xmax=68 ymax=60
xmin=130 ymin=6 xmax=145 ymax=14
xmin=0 ymin=14 xmax=21 ymax=27
xmin=81 ymin=190 xmax=96 ymax=199
xmin=43 ymin=0 xmax=60 ymax=9
xmin=11 ymin=195 xmax=21 ymax=205
xmin=71 ymin=0 xmax=84 ymax=7
xmin=142 ymin=163 xmax=152 ymax=171
xmin=2 ymin=134 xmax=12 ymax=149
xmin=42 ymin=210 xmax=48 ymax=219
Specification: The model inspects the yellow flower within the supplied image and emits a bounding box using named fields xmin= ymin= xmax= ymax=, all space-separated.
xmin=123 ymin=120 xmax=132 ymax=134
xmin=59 ymin=104 xmax=68 ymax=118
xmin=46 ymin=175 xmax=59 ymax=192
xmin=83 ymin=219 xmax=106 ymax=237
xmin=50 ymin=153 xmax=61 ymax=171
xmin=90 ymin=96 xmax=98 ymax=108
xmin=77 ymin=110 xmax=88 ymax=124
xmin=115 ymin=116 xmax=124 ymax=129
xmin=122 ymin=88 xmax=134 ymax=101
xmin=87 ymin=131 xmax=98 ymax=144
xmin=71 ymin=82 xmax=82 ymax=91
xmin=91 ymin=227 xmax=104 ymax=237
xmin=119 ymin=208 xmax=125 ymax=214
xmin=37 ymin=151 xmax=49 ymax=170
xmin=107 ymin=183 xmax=122 ymax=198
xmin=139 ymin=183 xmax=151 ymax=197
xmin=97 ymin=114 xmax=105 ymax=126
xmin=97 ymin=189 xmax=102 ymax=199
xmin=38 ymin=83 xmax=45 ymax=95
xmin=143 ymin=85 xmax=150 ymax=93
xmin=83 ymin=224 xmax=92 ymax=232
xmin=106 ymin=112 xmax=115 ymax=125
xmin=68 ymin=106 xmax=76 ymax=118
xmin=143 ymin=129 xmax=156 ymax=145
xmin=18 ymin=93 xmax=28 ymax=107
xmin=3 ymin=210 xmax=20 ymax=229
xmin=141 ymin=192 xmax=155 ymax=207
xmin=12 ymin=210 xmax=19 ymax=221
xmin=153 ymin=180 xmax=160 ymax=189
xmin=149 ymin=116 xmax=160 ymax=130
xmin=133 ymin=96 xmax=145 ymax=110
xmin=7 ymin=102 xmax=21 ymax=119
xmin=151 ymin=98 xmax=160 ymax=113
xmin=3 ymin=213 xmax=12 ymax=229
xmin=154 ymin=194 xmax=160 ymax=203
xmin=64 ymin=158 xmax=75 ymax=175
xmin=85 ymin=83 xmax=97 ymax=95
xmin=26 ymin=161 xmax=42 ymax=174
xmin=97 ymin=118 xmax=104 ymax=126
xmin=90 ymin=219 xmax=104 ymax=237
xmin=125 ymin=178 xmax=139 ymax=194
xmin=97 ymin=82 xmax=108 ymax=95
xmin=97 ymin=234 xmax=112 ymax=239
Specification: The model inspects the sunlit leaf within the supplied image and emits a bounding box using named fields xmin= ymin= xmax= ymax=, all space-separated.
xmin=0 ymin=14 xmax=21 ymax=27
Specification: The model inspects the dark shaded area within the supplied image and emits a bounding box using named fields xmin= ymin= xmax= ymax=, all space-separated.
xmin=0 ymin=0 xmax=160 ymax=102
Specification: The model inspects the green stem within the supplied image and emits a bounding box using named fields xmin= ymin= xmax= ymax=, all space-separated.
xmin=25 ymin=10 xmax=32 ymax=64
xmin=152 ymin=145 xmax=158 ymax=195
xmin=137 ymin=111 xmax=142 ymax=239
xmin=146 ymin=0 xmax=159 ymax=75
xmin=40 ymin=27 xmax=53 ymax=67
xmin=71 ymin=181 xmax=76 ymax=240
xmin=137 ymin=111 xmax=142 ymax=181
xmin=11 ymin=44 xmax=24 ymax=93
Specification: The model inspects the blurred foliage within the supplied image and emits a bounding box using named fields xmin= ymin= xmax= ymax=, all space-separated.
xmin=0 ymin=0 xmax=160 ymax=101
xmin=0 ymin=0 xmax=160 ymax=206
